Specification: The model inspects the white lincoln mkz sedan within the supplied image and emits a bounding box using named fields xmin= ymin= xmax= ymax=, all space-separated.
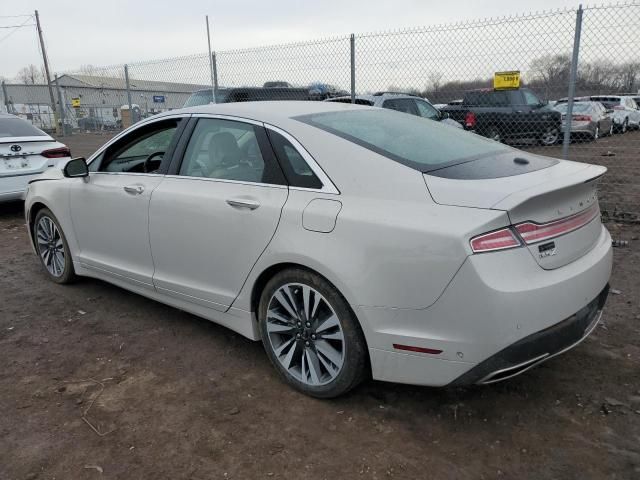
xmin=25 ymin=101 xmax=612 ymax=398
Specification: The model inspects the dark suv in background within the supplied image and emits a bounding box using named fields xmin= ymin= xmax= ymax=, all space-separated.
xmin=440 ymin=87 xmax=562 ymax=145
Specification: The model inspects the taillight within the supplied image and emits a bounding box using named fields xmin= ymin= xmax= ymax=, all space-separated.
xmin=515 ymin=204 xmax=600 ymax=244
xmin=572 ymin=115 xmax=591 ymax=121
xmin=465 ymin=111 xmax=477 ymax=129
xmin=470 ymin=228 xmax=521 ymax=253
xmin=41 ymin=147 xmax=71 ymax=158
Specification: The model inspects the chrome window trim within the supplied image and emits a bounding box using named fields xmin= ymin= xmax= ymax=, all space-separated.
xmin=85 ymin=113 xmax=191 ymax=167
xmin=263 ymin=123 xmax=340 ymax=195
xmin=162 ymin=174 xmax=288 ymax=190
xmin=190 ymin=113 xmax=264 ymax=127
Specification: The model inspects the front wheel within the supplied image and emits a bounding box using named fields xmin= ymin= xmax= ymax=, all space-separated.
xmin=33 ymin=208 xmax=76 ymax=284
xmin=258 ymin=268 xmax=367 ymax=398
xmin=484 ymin=125 xmax=502 ymax=143
xmin=539 ymin=126 xmax=560 ymax=146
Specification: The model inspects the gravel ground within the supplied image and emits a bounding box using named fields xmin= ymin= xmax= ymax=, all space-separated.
xmin=0 ymin=133 xmax=639 ymax=479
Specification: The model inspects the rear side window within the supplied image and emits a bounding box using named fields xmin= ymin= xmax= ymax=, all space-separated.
xmin=295 ymin=109 xmax=509 ymax=172
xmin=327 ymin=98 xmax=374 ymax=106
xmin=0 ymin=117 xmax=47 ymax=137
xmin=266 ymin=129 xmax=322 ymax=189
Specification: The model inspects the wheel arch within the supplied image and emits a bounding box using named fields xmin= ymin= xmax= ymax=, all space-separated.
xmin=27 ymin=201 xmax=51 ymax=249
xmin=250 ymin=262 xmax=369 ymax=341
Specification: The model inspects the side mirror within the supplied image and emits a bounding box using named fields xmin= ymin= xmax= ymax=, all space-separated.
xmin=440 ymin=111 xmax=450 ymax=119
xmin=606 ymin=108 xmax=614 ymax=114
xmin=63 ymin=157 xmax=89 ymax=178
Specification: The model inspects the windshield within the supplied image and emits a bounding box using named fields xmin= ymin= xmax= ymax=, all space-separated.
xmin=0 ymin=117 xmax=48 ymax=138
xmin=295 ymin=109 xmax=509 ymax=172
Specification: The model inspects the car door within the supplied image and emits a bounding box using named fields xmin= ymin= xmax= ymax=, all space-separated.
xmin=148 ymin=115 xmax=289 ymax=311
xmin=69 ymin=116 xmax=186 ymax=287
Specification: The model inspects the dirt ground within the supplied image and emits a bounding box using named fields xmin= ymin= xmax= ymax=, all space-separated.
xmin=0 ymin=133 xmax=639 ymax=479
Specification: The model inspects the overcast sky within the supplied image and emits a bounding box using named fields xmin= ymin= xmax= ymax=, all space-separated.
xmin=0 ymin=0 xmax=586 ymax=79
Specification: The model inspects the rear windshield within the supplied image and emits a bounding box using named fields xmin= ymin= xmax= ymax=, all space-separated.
xmin=590 ymin=97 xmax=620 ymax=108
xmin=327 ymin=98 xmax=374 ymax=106
xmin=0 ymin=117 xmax=47 ymax=138
xmin=464 ymin=90 xmax=511 ymax=106
xmin=183 ymin=89 xmax=230 ymax=107
xmin=295 ymin=109 xmax=509 ymax=172
xmin=555 ymin=102 xmax=592 ymax=113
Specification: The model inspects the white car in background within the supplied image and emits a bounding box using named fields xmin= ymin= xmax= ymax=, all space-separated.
xmin=1 ymin=113 xmax=71 ymax=201
xmin=326 ymin=92 xmax=463 ymax=128
xmin=589 ymin=95 xmax=640 ymax=133
xmin=25 ymin=101 xmax=611 ymax=398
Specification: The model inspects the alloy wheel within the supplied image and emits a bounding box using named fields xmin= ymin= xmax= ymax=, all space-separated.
xmin=36 ymin=216 xmax=65 ymax=277
xmin=265 ymin=283 xmax=345 ymax=386
xmin=541 ymin=127 xmax=559 ymax=146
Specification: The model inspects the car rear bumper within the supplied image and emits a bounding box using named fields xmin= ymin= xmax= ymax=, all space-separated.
xmin=359 ymin=224 xmax=613 ymax=387
xmin=448 ymin=284 xmax=608 ymax=385
xmin=0 ymin=172 xmax=45 ymax=201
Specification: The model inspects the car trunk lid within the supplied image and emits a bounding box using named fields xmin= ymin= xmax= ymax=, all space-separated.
xmin=0 ymin=136 xmax=60 ymax=177
xmin=424 ymin=154 xmax=606 ymax=269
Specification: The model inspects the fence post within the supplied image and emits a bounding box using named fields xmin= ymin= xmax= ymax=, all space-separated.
xmin=212 ymin=52 xmax=219 ymax=91
xmin=562 ymin=4 xmax=584 ymax=159
xmin=1 ymin=81 xmax=10 ymax=113
xmin=54 ymin=74 xmax=66 ymax=137
xmin=124 ymin=64 xmax=135 ymax=124
xmin=350 ymin=34 xmax=356 ymax=103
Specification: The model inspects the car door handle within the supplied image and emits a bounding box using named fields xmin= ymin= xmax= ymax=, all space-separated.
xmin=226 ymin=198 xmax=260 ymax=210
xmin=124 ymin=184 xmax=145 ymax=195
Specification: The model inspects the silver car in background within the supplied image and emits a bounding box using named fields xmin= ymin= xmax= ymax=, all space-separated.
xmin=326 ymin=92 xmax=463 ymax=128
xmin=24 ymin=101 xmax=611 ymax=398
xmin=553 ymin=101 xmax=615 ymax=140
xmin=589 ymin=95 xmax=640 ymax=133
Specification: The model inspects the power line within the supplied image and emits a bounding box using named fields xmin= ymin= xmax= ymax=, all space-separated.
xmin=0 ymin=16 xmax=33 ymax=44
xmin=0 ymin=14 xmax=33 ymax=18
xmin=0 ymin=24 xmax=35 ymax=28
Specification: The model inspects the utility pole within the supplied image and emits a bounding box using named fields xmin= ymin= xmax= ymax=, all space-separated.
xmin=34 ymin=10 xmax=59 ymax=134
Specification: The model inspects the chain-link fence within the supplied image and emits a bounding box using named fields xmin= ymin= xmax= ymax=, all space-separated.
xmin=1 ymin=3 xmax=639 ymax=219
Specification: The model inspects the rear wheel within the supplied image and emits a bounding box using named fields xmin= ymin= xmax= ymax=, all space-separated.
xmin=618 ymin=118 xmax=628 ymax=134
xmin=33 ymin=208 xmax=76 ymax=284
xmin=540 ymin=126 xmax=560 ymax=146
xmin=258 ymin=268 xmax=367 ymax=398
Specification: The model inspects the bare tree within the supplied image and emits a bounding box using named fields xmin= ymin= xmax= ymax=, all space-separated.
xmin=16 ymin=64 xmax=46 ymax=84
xmin=528 ymin=54 xmax=571 ymax=100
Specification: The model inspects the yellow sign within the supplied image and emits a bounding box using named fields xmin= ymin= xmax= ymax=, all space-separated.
xmin=494 ymin=71 xmax=520 ymax=90
xmin=71 ymin=97 xmax=80 ymax=107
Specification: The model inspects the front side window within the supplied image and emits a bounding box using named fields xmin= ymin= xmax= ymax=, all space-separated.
xmin=99 ymin=119 xmax=180 ymax=173
xmin=414 ymin=99 xmax=440 ymax=120
xmin=296 ymin=109 xmax=509 ymax=172
xmin=179 ymin=118 xmax=284 ymax=185
xmin=382 ymin=98 xmax=417 ymax=115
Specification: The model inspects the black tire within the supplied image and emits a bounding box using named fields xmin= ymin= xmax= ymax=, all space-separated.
xmin=484 ymin=125 xmax=502 ymax=143
xmin=33 ymin=208 xmax=76 ymax=284
xmin=539 ymin=126 xmax=560 ymax=146
xmin=258 ymin=268 xmax=368 ymax=398
xmin=617 ymin=118 xmax=628 ymax=134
